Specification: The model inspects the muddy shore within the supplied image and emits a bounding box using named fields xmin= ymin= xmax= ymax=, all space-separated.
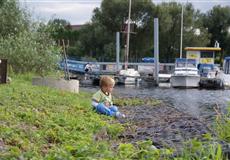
xmin=117 ymin=103 xmax=215 ymax=150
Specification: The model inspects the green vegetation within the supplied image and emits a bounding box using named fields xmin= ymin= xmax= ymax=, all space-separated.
xmin=0 ymin=75 xmax=123 ymax=159
xmin=179 ymin=136 xmax=223 ymax=160
xmin=0 ymin=0 xmax=60 ymax=75
xmin=215 ymin=107 xmax=230 ymax=143
xmin=114 ymin=97 xmax=161 ymax=107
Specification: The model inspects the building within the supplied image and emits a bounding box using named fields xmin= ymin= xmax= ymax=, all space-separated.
xmin=69 ymin=24 xmax=86 ymax=31
xmin=184 ymin=47 xmax=221 ymax=64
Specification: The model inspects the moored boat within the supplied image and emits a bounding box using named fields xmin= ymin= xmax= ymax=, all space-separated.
xmin=171 ymin=58 xmax=200 ymax=88
xmin=117 ymin=68 xmax=140 ymax=85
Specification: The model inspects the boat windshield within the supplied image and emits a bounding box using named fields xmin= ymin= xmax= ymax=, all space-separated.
xmin=176 ymin=63 xmax=186 ymax=68
xmin=187 ymin=63 xmax=196 ymax=68
xmin=175 ymin=58 xmax=197 ymax=68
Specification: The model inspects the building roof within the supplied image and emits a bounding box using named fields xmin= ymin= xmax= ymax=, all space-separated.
xmin=70 ymin=24 xmax=86 ymax=31
xmin=184 ymin=47 xmax=221 ymax=51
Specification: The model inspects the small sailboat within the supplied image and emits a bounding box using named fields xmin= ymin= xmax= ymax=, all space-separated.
xmin=117 ymin=0 xmax=140 ymax=85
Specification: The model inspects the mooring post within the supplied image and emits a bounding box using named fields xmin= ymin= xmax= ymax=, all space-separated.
xmin=154 ymin=18 xmax=159 ymax=85
xmin=116 ymin=32 xmax=120 ymax=72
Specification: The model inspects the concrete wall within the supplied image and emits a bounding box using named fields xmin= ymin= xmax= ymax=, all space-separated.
xmin=32 ymin=77 xmax=79 ymax=93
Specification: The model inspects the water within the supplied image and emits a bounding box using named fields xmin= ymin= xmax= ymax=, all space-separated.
xmin=81 ymin=85 xmax=230 ymax=119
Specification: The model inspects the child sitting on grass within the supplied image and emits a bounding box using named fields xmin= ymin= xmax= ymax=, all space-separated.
xmin=92 ymin=76 xmax=125 ymax=118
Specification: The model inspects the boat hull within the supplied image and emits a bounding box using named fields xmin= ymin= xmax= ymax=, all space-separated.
xmin=118 ymin=69 xmax=140 ymax=85
xmin=117 ymin=76 xmax=138 ymax=85
xmin=171 ymin=75 xmax=200 ymax=88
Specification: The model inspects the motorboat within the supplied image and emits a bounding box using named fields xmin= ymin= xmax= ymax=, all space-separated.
xmin=198 ymin=63 xmax=224 ymax=89
xmin=171 ymin=58 xmax=200 ymax=88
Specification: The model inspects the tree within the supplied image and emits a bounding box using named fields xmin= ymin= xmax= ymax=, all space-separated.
xmin=0 ymin=0 xmax=60 ymax=75
xmin=156 ymin=2 xmax=210 ymax=62
xmin=47 ymin=19 xmax=81 ymax=57
xmin=47 ymin=19 xmax=70 ymax=40
xmin=78 ymin=0 xmax=155 ymax=62
xmin=203 ymin=5 xmax=230 ymax=61
xmin=72 ymin=1 xmax=210 ymax=62
xmin=0 ymin=0 xmax=30 ymax=37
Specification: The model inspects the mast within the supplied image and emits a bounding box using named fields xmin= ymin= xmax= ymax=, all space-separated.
xmin=125 ymin=0 xmax=131 ymax=70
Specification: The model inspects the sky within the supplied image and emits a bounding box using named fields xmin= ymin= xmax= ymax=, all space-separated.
xmin=19 ymin=0 xmax=230 ymax=25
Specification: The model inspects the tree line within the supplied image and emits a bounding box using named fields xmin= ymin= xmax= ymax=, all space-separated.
xmin=49 ymin=0 xmax=230 ymax=63
xmin=1 ymin=0 xmax=230 ymax=74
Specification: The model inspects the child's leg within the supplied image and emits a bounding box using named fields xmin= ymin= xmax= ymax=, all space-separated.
xmin=109 ymin=105 xmax=118 ymax=112
xmin=109 ymin=105 xmax=126 ymax=118
xmin=96 ymin=103 xmax=116 ymax=116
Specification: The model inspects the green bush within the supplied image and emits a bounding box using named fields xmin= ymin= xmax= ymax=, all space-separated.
xmin=0 ymin=28 xmax=60 ymax=75
xmin=0 ymin=0 xmax=61 ymax=75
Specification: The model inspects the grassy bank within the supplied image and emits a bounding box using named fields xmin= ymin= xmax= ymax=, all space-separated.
xmin=0 ymin=75 xmax=124 ymax=159
xmin=0 ymin=74 xmax=229 ymax=159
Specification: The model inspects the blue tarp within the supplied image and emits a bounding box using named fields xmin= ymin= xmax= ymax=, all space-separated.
xmin=59 ymin=59 xmax=85 ymax=73
xmin=142 ymin=57 xmax=154 ymax=63
xmin=224 ymin=57 xmax=230 ymax=61
xmin=175 ymin=58 xmax=196 ymax=64
xmin=198 ymin=64 xmax=214 ymax=70
xmin=175 ymin=58 xmax=187 ymax=63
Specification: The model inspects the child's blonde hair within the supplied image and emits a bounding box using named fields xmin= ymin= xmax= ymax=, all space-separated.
xmin=99 ymin=76 xmax=115 ymax=88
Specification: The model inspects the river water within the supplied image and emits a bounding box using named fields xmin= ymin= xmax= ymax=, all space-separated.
xmin=81 ymin=85 xmax=230 ymax=119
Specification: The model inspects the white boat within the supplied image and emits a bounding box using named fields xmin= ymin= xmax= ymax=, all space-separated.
xmin=118 ymin=68 xmax=140 ymax=85
xmin=171 ymin=58 xmax=200 ymax=88
xmin=220 ymin=57 xmax=230 ymax=88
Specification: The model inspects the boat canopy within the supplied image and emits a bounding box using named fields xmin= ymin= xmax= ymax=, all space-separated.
xmin=175 ymin=58 xmax=196 ymax=64
xmin=198 ymin=64 xmax=214 ymax=70
xmin=224 ymin=57 xmax=230 ymax=61
xmin=142 ymin=57 xmax=154 ymax=63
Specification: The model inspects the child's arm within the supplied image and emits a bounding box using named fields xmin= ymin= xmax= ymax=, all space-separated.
xmin=92 ymin=99 xmax=99 ymax=108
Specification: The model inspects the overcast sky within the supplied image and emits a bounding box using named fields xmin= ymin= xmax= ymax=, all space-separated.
xmin=20 ymin=0 xmax=230 ymax=24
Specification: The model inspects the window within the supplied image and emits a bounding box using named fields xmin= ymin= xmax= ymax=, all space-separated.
xmin=200 ymin=51 xmax=214 ymax=58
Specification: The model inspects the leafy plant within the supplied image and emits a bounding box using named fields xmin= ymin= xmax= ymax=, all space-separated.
xmin=178 ymin=137 xmax=223 ymax=160
xmin=215 ymin=107 xmax=230 ymax=143
xmin=114 ymin=97 xmax=161 ymax=107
